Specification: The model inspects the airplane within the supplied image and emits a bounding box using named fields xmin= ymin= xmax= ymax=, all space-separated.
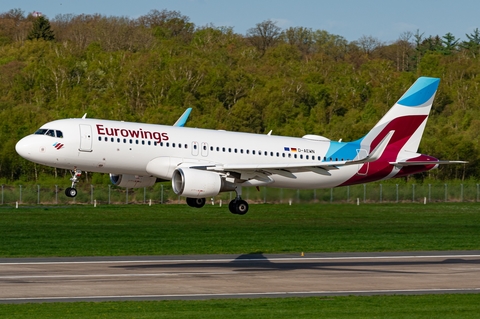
xmin=15 ymin=77 xmax=465 ymax=215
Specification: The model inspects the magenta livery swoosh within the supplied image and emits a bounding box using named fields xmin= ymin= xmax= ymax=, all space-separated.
xmin=340 ymin=114 xmax=428 ymax=186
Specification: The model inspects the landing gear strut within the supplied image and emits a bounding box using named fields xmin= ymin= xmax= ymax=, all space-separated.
xmin=65 ymin=169 xmax=82 ymax=198
xmin=228 ymin=186 xmax=249 ymax=215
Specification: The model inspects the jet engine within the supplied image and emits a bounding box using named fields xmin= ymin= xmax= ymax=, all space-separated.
xmin=110 ymin=174 xmax=157 ymax=188
xmin=172 ymin=168 xmax=234 ymax=198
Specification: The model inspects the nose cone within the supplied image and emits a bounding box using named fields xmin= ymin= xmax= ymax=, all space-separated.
xmin=15 ymin=136 xmax=35 ymax=160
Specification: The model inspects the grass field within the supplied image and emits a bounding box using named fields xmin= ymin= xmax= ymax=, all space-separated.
xmin=1 ymin=203 xmax=479 ymax=318
xmin=1 ymin=203 xmax=479 ymax=257
xmin=1 ymin=295 xmax=480 ymax=318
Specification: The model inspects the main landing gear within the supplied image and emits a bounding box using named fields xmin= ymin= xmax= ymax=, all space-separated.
xmin=65 ymin=169 xmax=82 ymax=198
xmin=186 ymin=187 xmax=249 ymax=215
xmin=229 ymin=197 xmax=249 ymax=215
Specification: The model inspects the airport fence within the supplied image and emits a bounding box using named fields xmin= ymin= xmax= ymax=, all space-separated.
xmin=1 ymin=181 xmax=480 ymax=206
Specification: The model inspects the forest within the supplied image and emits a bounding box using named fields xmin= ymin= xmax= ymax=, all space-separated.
xmin=0 ymin=8 xmax=479 ymax=183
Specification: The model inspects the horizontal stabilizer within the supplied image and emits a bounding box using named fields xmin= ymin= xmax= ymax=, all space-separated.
xmin=391 ymin=160 xmax=467 ymax=166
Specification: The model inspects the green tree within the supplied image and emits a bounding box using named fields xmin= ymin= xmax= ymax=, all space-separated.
xmin=441 ymin=32 xmax=459 ymax=55
xmin=247 ymin=20 xmax=281 ymax=56
xmin=462 ymin=28 xmax=480 ymax=57
xmin=27 ymin=16 xmax=55 ymax=41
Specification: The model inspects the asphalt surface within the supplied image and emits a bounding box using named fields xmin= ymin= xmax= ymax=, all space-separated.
xmin=1 ymin=251 xmax=480 ymax=303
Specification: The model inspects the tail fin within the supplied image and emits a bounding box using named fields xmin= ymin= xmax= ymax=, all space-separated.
xmin=361 ymin=77 xmax=440 ymax=158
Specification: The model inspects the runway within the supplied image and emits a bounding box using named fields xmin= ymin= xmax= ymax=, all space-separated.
xmin=1 ymin=251 xmax=480 ymax=303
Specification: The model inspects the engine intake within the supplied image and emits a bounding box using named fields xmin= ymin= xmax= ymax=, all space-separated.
xmin=110 ymin=174 xmax=157 ymax=188
xmin=172 ymin=168 xmax=234 ymax=198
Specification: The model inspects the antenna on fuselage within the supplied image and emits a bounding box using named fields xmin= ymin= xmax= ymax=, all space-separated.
xmin=82 ymin=113 xmax=87 ymax=119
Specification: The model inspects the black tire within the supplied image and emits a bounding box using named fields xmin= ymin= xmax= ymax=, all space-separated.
xmin=229 ymin=199 xmax=237 ymax=214
xmin=229 ymin=199 xmax=249 ymax=215
xmin=235 ymin=200 xmax=249 ymax=215
xmin=65 ymin=187 xmax=77 ymax=198
xmin=186 ymin=197 xmax=206 ymax=208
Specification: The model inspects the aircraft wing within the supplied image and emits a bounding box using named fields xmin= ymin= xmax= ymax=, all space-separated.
xmin=196 ymin=130 xmax=395 ymax=177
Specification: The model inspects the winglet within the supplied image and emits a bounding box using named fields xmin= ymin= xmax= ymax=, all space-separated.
xmin=348 ymin=130 xmax=394 ymax=165
xmin=173 ymin=108 xmax=192 ymax=127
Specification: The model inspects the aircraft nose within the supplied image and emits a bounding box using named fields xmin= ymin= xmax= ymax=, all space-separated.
xmin=15 ymin=136 xmax=34 ymax=159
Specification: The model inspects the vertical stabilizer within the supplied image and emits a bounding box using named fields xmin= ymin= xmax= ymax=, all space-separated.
xmin=361 ymin=77 xmax=440 ymax=157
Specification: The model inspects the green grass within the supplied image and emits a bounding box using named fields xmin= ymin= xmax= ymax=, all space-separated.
xmin=1 ymin=203 xmax=479 ymax=317
xmin=0 ymin=203 xmax=479 ymax=257
xmin=1 ymin=295 xmax=480 ymax=318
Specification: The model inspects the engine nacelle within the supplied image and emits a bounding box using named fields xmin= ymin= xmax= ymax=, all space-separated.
xmin=172 ymin=168 xmax=233 ymax=198
xmin=110 ymin=174 xmax=157 ymax=188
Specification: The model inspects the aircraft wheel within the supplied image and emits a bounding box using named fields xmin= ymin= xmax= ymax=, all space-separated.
xmin=229 ymin=199 xmax=249 ymax=215
xmin=235 ymin=200 xmax=249 ymax=215
xmin=65 ymin=187 xmax=77 ymax=198
xmin=229 ymin=200 xmax=236 ymax=214
xmin=186 ymin=197 xmax=206 ymax=208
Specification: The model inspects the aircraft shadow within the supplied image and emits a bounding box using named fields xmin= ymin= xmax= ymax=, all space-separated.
xmin=113 ymin=254 xmax=480 ymax=275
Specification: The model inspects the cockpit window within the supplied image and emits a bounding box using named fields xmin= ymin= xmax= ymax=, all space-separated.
xmin=34 ymin=129 xmax=48 ymax=135
xmin=34 ymin=128 xmax=63 ymax=138
xmin=45 ymin=130 xmax=55 ymax=137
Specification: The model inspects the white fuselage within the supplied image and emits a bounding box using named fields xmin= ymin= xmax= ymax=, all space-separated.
xmin=16 ymin=118 xmax=367 ymax=189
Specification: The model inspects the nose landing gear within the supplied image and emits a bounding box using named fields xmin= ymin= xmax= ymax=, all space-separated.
xmin=65 ymin=169 xmax=82 ymax=198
